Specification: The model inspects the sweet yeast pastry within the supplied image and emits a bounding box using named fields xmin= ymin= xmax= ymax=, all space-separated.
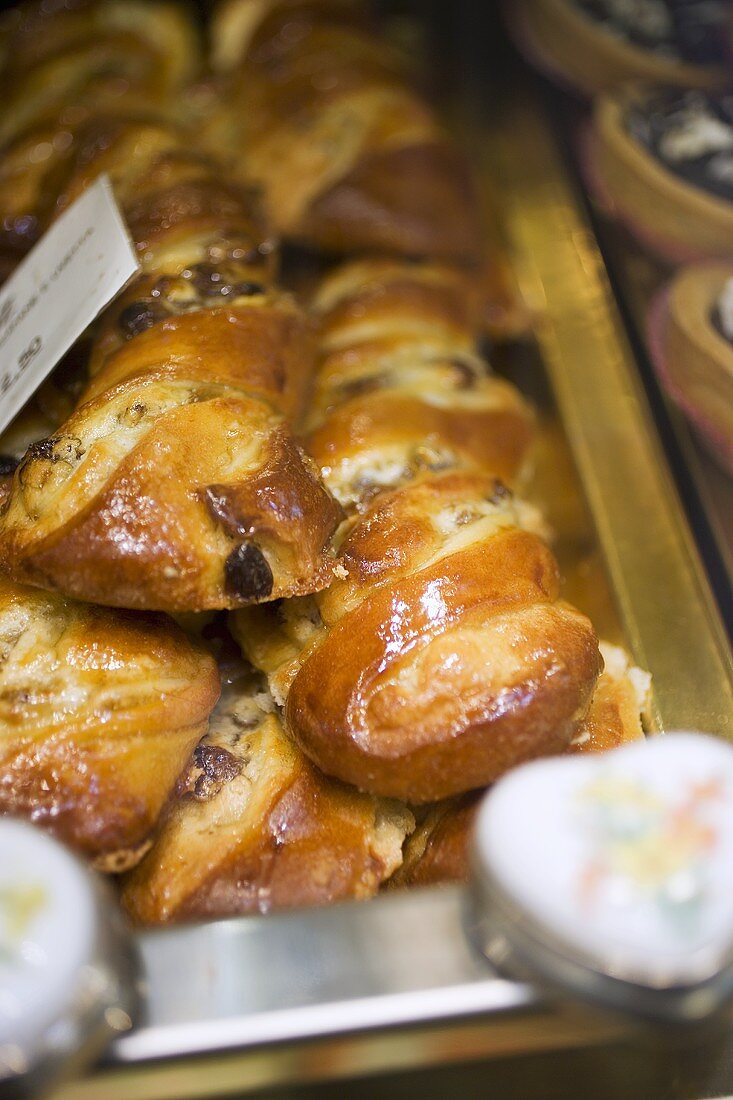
xmin=0 ymin=2 xmax=339 ymax=618
xmin=513 ymin=0 xmax=728 ymax=98
xmin=233 ymin=472 xmax=601 ymax=803
xmin=0 ymin=115 xmax=342 ymax=611
xmin=209 ymin=0 xmax=482 ymax=263
xmin=391 ymin=642 xmax=650 ymax=888
xmin=589 ymin=87 xmax=733 ymax=263
xmin=122 ymin=659 xmax=414 ymax=923
xmin=302 ymin=259 xmax=535 ymax=512
xmin=648 ymin=261 xmax=733 ymax=474
xmin=0 ymin=574 xmax=220 ymax=871
xmin=232 ymin=259 xmax=602 ymax=804
xmin=0 ymin=0 xmax=199 ymax=267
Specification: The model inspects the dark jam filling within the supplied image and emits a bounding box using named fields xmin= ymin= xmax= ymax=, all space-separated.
xmin=625 ymin=89 xmax=733 ymax=204
xmin=572 ymin=0 xmax=728 ymax=66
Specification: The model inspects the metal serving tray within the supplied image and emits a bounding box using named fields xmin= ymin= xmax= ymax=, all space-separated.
xmin=50 ymin=65 xmax=733 ymax=1100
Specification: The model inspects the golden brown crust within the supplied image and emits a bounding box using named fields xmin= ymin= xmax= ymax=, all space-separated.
xmin=0 ymin=394 xmax=341 ymax=611
xmin=299 ymin=142 xmax=482 ymax=264
xmin=235 ymin=472 xmax=601 ymax=803
xmin=287 ymin=555 xmax=599 ymax=802
xmin=0 ymin=576 xmax=220 ymax=863
xmin=0 ymin=109 xmax=342 ymax=612
xmin=392 ymin=645 xmax=648 ymax=888
xmin=83 ymin=293 xmax=314 ymax=421
xmin=210 ymin=1 xmax=483 ymax=263
xmin=306 ymin=393 xmax=533 ymax=504
xmin=230 ymin=259 xmax=597 ymax=802
xmin=388 ymin=794 xmax=481 ymax=890
xmin=314 ymin=261 xmax=483 ymax=343
xmin=121 ymin=670 xmax=414 ymax=923
xmin=303 ymin=260 xmax=534 ymax=511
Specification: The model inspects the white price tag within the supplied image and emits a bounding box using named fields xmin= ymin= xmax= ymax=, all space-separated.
xmin=0 ymin=175 xmax=139 ymax=436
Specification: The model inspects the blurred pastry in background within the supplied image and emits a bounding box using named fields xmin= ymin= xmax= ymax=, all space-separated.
xmin=648 ymin=260 xmax=733 ymax=474
xmin=512 ymin=0 xmax=729 ymax=97
xmin=587 ymin=86 xmax=733 ymax=263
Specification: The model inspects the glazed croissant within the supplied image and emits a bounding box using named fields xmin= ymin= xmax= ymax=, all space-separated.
xmin=209 ymin=0 xmax=482 ymax=263
xmin=0 ymin=574 xmax=220 ymax=871
xmin=0 ymin=113 xmax=342 ymax=611
xmin=122 ymin=659 xmax=414 ymax=923
xmin=231 ymin=260 xmax=601 ymax=802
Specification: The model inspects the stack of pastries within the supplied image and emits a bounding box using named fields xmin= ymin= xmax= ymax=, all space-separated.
xmin=0 ymin=0 xmax=649 ymax=922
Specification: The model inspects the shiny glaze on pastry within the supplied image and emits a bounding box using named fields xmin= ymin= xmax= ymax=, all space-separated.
xmin=231 ymin=260 xmax=602 ymax=802
xmin=0 ymin=117 xmax=342 ymax=611
xmin=234 ymin=469 xmax=602 ymax=803
xmin=0 ymin=575 xmax=220 ymax=870
xmin=121 ymin=663 xmax=413 ymax=922
xmin=391 ymin=643 xmax=648 ymax=887
xmin=303 ymin=259 xmax=534 ymax=512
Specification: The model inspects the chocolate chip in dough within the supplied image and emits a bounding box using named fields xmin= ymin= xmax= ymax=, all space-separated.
xmin=191 ymin=743 xmax=242 ymax=800
xmin=0 ymin=454 xmax=19 ymax=476
xmin=235 ymin=281 xmax=266 ymax=297
xmin=339 ymin=373 xmax=384 ymax=399
xmin=487 ymin=479 xmax=512 ymax=504
xmin=225 ymin=542 xmax=274 ymax=600
xmin=448 ymin=358 xmax=478 ymax=389
xmin=24 ymin=435 xmax=83 ymax=465
xmin=118 ymin=300 xmax=166 ymax=338
xmin=189 ymin=262 xmax=265 ymax=299
xmin=189 ymin=263 xmax=228 ymax=296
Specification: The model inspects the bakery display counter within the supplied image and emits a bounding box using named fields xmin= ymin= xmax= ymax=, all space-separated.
xmin=1 ymin=3 xmax=733 ymax=1097
xmin=51 ymin=31 xmax=733 ymax=1100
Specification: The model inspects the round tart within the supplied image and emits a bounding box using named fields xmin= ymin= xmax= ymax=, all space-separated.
xmin=648 ymin=261 xmax=733 ymax=473
xmin=513 ymin=0 xmax=729 ymax=97
xmin=590 ymin=87 xmax=733 ymax=263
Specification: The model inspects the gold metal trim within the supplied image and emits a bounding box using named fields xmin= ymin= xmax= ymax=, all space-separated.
xmin=484 ymin=95 xmax=733 ymax=737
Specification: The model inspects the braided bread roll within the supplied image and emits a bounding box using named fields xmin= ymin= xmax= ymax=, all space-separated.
xmin=234 ymin=471 xmax=601 ymax=802
xmin=303 ymin=260 xmax=535 ymax=512
xmin=231 ymin=259 xmax=602 ymax=801
xmin=121 ymin=662 xmax=414 ymax=923
xmin=0 ymin=574 xmax=220 ymax=871
xmin=209 ymin=0 xmax=482 ymax=263
xmin=0 ymin=0 xmax=198 ymax=263
xmin=391 ymin=644 xmax=650 ymax=888
xmin=0 ymin=114 xmax=342 ymax=611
